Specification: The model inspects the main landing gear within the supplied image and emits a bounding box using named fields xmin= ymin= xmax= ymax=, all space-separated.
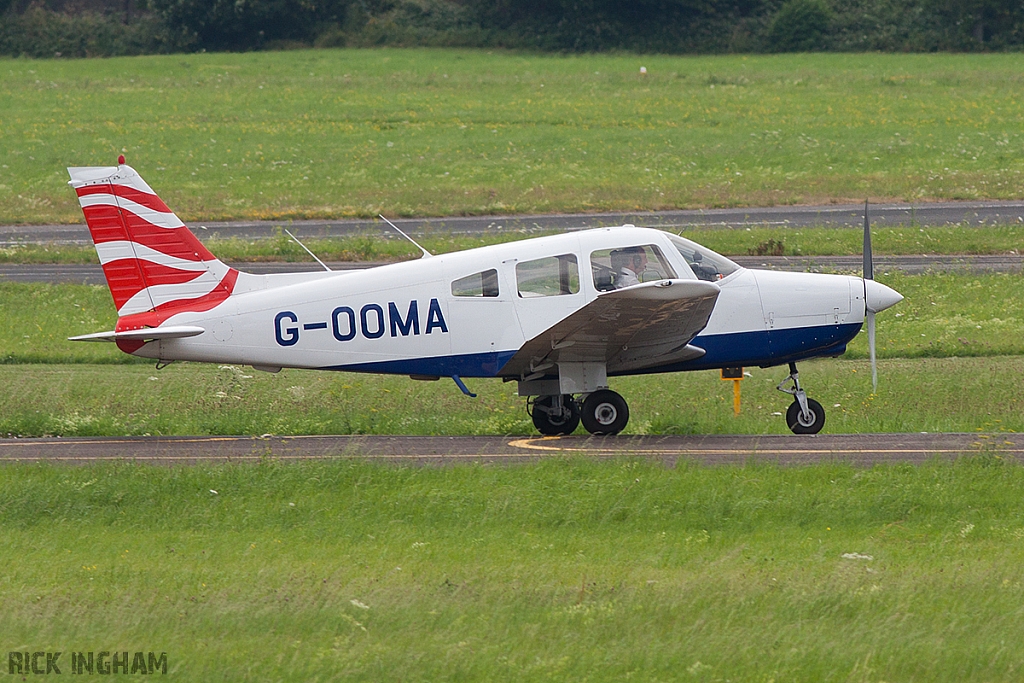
xmin=530 ymin=394 xmax=580 ymax=435
xmin=529 ymin=389 xmax=630 ymax=436
xmin=777 ymin=362 xmax=825 ymax=434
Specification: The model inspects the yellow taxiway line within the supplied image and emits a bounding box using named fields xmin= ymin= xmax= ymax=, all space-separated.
xmin=506 ymin=437 xmax=1023 ymax=456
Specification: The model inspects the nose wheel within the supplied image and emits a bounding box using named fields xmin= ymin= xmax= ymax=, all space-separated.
xmin=786 ymin=397 xmax=825 ymax=434
xmin=778 ymin=363 xmax=826 ymax=434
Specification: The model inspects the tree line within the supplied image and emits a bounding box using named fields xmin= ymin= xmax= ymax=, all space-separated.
xmin=1 ymin=0 xmax=1021 ymax=58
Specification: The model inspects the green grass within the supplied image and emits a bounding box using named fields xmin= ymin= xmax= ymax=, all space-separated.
xmin=0 ymin=229 xmax=561 ymax=264
xmin=4 ymin=222 xmax=1024 ymax=265
xmin=4 ymin=458 xmax=1024 ymax=681
xmin=2 ymin=50 xmax=1024 ymax=224
xmin=850 ymin=271 xmax=1024 ymax=359
xmin=688 ymin=223 xmax=1024 ymax=258
xmin=7 ymin=47 xmax=1024 ymax=679
xmin=1 ymin=355 xmax=1021 ymax=437
xmin=0 ymin=283 xmax=125 ymax=364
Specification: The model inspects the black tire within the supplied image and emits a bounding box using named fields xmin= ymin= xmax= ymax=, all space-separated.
xmin=786 ymin=398 xmax=825 ymax=434
xmin=532 ymin=395 xmax=580 ymax=435
xmin=580 ymin=390 xmax=629 ymax=435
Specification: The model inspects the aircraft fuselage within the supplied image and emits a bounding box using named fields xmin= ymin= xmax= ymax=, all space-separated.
xmin=131 ymin=227 xmax=875 ymax=377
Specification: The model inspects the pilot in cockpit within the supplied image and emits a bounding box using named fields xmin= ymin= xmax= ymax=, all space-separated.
xmin=610 ymin=247 xmax=648 ymax=288
xmin=689 ymin=249 xmax=721 ymax=281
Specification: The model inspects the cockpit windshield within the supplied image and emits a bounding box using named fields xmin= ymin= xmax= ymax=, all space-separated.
xmin=668 ymin=234 xmax=740 ymax=282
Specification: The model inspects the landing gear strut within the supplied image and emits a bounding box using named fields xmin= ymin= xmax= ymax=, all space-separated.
xmin=530 ymin=394 xmax=580 ymax=435
xmin=777 ymin=362 xmax=825 ymax=434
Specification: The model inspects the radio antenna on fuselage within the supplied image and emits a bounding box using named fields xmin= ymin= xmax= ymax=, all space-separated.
xmin=284 ymin=229 xmax=332 ymax=271
xmin=379 ymin=215 xmax=432 ymax=258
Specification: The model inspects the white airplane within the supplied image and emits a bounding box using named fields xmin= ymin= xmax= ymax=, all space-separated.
xmin=67 ymin=160 xmax=902 ymax=436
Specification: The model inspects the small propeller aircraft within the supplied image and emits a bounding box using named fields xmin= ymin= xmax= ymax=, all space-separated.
xmin=67 ymin=160 xmax=902 ymax=436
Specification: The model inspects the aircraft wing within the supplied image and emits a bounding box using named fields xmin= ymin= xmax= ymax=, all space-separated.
xmin=501 ymin=279 xmax=720 ymax=377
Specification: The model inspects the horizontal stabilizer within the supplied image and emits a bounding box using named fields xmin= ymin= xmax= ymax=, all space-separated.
xmin=69 ymin=325 xmax=205 ymax=343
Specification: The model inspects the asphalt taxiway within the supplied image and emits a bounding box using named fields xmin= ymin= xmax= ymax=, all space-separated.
xmin=0 ymin=433 xmax=1018 ymax=467
xmin=4 ymin=200 xmax=1024 ymax=246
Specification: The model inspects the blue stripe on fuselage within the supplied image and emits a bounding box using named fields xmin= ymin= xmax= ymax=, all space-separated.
xmin=321 ymin=350 xmax=518 ymax=377
xmin=763 ymin=322 xmax=863 ymax=365
xmin=318 ymin=323 xmax=862 ymax=378
xmin=617 ymin=322 xmax=863 ymax=375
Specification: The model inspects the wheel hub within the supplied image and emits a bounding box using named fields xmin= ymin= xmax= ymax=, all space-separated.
xmin=593 ymin=402 xmax=617 ymax=425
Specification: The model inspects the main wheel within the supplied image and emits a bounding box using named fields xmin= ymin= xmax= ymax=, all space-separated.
xmin=532 ymin=394 xmax=580 ymax=435
xmin=786 ymin=398 xmax=825 ymax=434
xmin=580 ymin=390 xmax=629 ymax=435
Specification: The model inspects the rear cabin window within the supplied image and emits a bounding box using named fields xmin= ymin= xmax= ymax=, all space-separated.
xmin=590 ymin=244 xmax=676 ymax=291
xmin=516 ymin=255 xmax=580 ymax=297
xmin=452 ymin=269 xmax=499 ymax=297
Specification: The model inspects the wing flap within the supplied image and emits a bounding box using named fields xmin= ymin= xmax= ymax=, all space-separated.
xmin=502 ymin=279 xmax=720 ymax=376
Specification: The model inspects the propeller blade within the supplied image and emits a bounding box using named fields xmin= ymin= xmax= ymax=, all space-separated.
xmin=863 ymin=199 xmax=872 ymax=281
xmin=867 ymin=310 xmax=877 ymax=392
xmin=864 ymin=199 xmax=877 ymax=391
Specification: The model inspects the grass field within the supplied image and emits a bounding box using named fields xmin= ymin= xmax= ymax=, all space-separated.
xmin=5 ymin=46 xmax=1024 ymax=679
xmin=2 ymin=50 xmax=1024 ymax=224
xmin=2 ymin=354 xmax=1022 ymax=437
xmin=4 ymin=457 xmax=1024 ymax=681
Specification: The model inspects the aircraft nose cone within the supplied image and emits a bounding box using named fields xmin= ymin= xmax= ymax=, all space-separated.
xmin=864 ymin=279 xmax=903 ymax=313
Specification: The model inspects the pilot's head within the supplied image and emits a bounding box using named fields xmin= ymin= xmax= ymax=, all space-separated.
xmin=611 ymin=247 xmax=648 ymax=274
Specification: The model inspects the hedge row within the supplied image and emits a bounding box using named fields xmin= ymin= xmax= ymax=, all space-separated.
xmin=1 ymin=0 xmax=1022 ymax=57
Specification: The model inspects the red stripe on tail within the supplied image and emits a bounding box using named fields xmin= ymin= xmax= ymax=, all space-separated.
xmin=81 ymin=205 xmax=216 ymax=263
xmin=123 ymin=208 xmax=217 ymax=262
xmin=115 ymin=268 xmax=239 ymax=332
xmin=103 ymin=258 xmax=207 ymax=288
xmin=79 ymin=184 xmax=153 ymax=313
xmin=101 ymin=260 xmax=149 ymax=312
xmin=76 ymin=183 xmax=172 ymax=213
xmin=71 ymin=163 xmax=237 ymax=328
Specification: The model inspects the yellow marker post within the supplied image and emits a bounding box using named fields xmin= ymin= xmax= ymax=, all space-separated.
xmin=721 ymin=367 xmax=744 ymax=416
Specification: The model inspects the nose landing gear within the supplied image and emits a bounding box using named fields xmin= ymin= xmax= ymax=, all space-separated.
xmin=777 ymin=362 xmax=825 ymax=434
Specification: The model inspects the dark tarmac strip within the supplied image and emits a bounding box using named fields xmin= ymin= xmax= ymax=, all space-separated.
xmin=0 ymin=433 xmax=1019 ymax=467
xmin=5 ymin=200 xmax=1024 ymax=245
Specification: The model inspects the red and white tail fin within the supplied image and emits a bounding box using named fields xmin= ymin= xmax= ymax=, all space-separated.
xmin=67 ymin=161 xmax=238 ymax=324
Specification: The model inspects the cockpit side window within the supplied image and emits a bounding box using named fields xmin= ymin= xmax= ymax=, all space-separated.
xmin=590 ymin=244 xmax=677 ymax=291
xmin=516 ymin=254 xmax=580 ymax=297
xmin=452 ymin=269 xmax=499 ymax=297
xmin=667 ymin=235 xmax=740 ymax=282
